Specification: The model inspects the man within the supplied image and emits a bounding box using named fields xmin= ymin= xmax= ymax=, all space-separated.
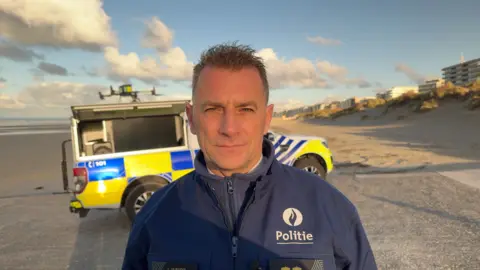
xmin=122 ymin=42 xmax=377 ymax=270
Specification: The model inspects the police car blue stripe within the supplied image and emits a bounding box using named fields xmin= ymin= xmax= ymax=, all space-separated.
xmin=272 ymin=135 xmax=286 ymax=151
xmin=275 ymin=139 xmax=293 ymax=159
xmin=279 ymin=140 xmax=307 ymax=163
xmin=78 ymin=157 xmax=126 ymax=182
xmin=170 ymin=150 xmax=194 ymax=171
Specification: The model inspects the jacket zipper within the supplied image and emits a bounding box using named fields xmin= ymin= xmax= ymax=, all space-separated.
xmin=226 ymin=177 xmax=238 ymax=263
xmin=203 ymin=180 xmax=233 ymax=231
xmin=228 ymin=179 xmax=258 ymax=269
xmin=203 ymin=177 xmax=238 ymax=268
xmin=204 ymin=176 xmax=257 ymax=269
xmin=237 ymin=186 xmax=256 ymax=234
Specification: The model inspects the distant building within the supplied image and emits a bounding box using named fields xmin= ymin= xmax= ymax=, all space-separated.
xmin=281 ymin=105 xmax=313 ymax=118
xmin=338 ymin=97 xmax=361 ymax=109
xmin=418 ymin=78 xmax=445 ymax=93
xmin=441 ymin=56 xmax=480 ymax=86
xmin=327 ymin=101 xmax=341 ymax=109
xmin=310 ymin=102 xmax=327 ymax=111
xmin=383 ymin=86 xmax=419 ymax=99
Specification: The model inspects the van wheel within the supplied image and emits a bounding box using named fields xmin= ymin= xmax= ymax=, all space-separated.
xmin=124 ymin=182 xmax=166 ymax=223
xmin=294 ymin=156 xmax=327 ymax=180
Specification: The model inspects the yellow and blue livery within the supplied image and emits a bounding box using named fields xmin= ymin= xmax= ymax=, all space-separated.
xmin=62 ymin=100 xmax=334 ymax=223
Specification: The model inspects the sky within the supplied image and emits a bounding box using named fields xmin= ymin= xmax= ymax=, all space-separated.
xmin=0 ymin=0 xmax=479 ymax=118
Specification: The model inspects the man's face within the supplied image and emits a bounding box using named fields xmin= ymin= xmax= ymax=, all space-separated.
xmin=186 ymin=66 xmax=274 ymax=175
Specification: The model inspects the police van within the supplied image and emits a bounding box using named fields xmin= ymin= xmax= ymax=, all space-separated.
xmin=61 ymin=99 xmax=334 ymax=223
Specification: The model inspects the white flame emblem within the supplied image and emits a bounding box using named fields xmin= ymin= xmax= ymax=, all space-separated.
xmin=282 ymin=208 xmax=303 ymax=227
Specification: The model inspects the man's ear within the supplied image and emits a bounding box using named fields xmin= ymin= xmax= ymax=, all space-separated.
xmin=263 ymin=103 xmax=274 ymax=134
xmin=185 ymin=102 xmax=197 ymax=135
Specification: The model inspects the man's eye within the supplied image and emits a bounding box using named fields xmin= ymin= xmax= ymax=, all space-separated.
xmin=241 ymin=108 xmax=255 ymax=112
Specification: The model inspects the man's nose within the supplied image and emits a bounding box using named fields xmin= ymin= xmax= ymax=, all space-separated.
xmin=219 ymin=110 xmax=239 ymax=136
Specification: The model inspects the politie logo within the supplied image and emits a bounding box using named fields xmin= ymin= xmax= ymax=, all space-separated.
xmin=282 ymin=208 xmax=303 ymax=226
xmin=276 ymin=208 xmax=314 ymax=244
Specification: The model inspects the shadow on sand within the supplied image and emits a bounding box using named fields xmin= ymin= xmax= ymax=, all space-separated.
xmin=67 ymin=210 xmax=131 ymax=269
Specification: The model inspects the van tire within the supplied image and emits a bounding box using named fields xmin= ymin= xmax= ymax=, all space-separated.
xmin=124 ymin=182 xmax=166 ymax=224
xmin=294 ymin=156 xmax=327 ymax=180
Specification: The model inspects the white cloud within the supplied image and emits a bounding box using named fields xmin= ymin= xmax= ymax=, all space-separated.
xmin=255 ymin=49 xmax=372 ymax=89
xmin=395 ymin=63 xmax=435 ymax=84
xmin=255 ymin=48 xmax=329 ymax=89
xmin=102 ymin=17 xmax=193 ymax=84
xmin=16 ymin=81 xmax=104 ymax=108
xmin=316 ymin=61 xmax=348 ymax=79
xmin=0 ymin=0 xmax=117 ymax=51
xmin=103 ymin=17 xmax=368 ymax=90
xmin=0 ymin=3 xmax=378 ymax=116
xmin=316 ymin=60 xmax=371 ymax=88
xmin=0 ymin=81 xmax=192 ymax=116
xmin=0 ymin=93 xmax=25 ymax=109
xmin=307 ymin=36 xmax=343 ymax=46
xmin=141 ymin=17 xmax=174 ymax=53
xmin=103 ymin=46 xmax=194 ymax=84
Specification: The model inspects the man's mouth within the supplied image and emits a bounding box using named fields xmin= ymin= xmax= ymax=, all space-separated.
xmin=216 ymin=144 xmax=245 ymax=148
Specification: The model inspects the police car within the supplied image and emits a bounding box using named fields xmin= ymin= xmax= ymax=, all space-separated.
xmin=61 ymin=99 xmax=334 ymax=223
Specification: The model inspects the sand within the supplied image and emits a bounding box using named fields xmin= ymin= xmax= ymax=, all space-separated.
xmin=1 ymin=123 xmax=479 ymax=269
xmin=270 ymin=100 xmax=480 ymax=168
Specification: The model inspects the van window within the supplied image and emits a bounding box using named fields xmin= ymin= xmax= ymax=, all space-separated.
xmin=77 ymin=114 xmax=185 ymax=157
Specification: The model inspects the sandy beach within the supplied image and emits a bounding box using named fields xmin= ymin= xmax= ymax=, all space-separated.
xmin=271 ymin=100 xmax=480 ymax=168
xmin=0 ymin=125 xmax=479 ymax=269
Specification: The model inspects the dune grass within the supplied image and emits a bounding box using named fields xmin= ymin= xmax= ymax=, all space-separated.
xmin=288 ymin=80 xmax=480 ymax=120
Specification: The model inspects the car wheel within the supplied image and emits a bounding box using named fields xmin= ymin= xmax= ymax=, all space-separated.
xmin=294 ymin=156 xmax=327 ymax=180
xmin=124 ymin=181 xmax=166 ymax=223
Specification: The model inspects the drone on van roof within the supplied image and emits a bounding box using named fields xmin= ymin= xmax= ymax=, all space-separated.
xmin=98 ymin=84 xmax=163 ymax=102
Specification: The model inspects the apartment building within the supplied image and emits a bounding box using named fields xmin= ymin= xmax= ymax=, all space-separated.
xmin=441 ymin=57 xmax=480 ymax=86
xmin=280 ymin=105 xmax=313 ymax=118
xmin=418 ymin=78 xmax=445 ymax=93
xmin=310 ymin=102 xmax=327 ymax=111
xmin=377 ymin=86 xmax=419 ymax=100
xmin=337 ymin=97 xmax=361 ymax=109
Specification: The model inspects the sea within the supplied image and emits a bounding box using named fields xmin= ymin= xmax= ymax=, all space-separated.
xmin=0 ymin=117 xmax=70 ymax=136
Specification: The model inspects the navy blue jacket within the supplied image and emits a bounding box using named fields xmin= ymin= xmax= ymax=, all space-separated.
xmin=122 ymin=138 xmax=377 ymax=270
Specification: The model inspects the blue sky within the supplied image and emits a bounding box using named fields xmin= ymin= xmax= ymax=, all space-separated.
xmin=0 ymin=0 xmax=479 ymax=117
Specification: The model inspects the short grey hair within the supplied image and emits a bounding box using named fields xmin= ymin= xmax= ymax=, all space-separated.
xmin=192 ymin=41 xmax=269 ymax=103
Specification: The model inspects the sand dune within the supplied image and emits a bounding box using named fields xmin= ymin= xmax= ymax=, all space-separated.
xmin=271 ymin=99 xmax=480 ymax=168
